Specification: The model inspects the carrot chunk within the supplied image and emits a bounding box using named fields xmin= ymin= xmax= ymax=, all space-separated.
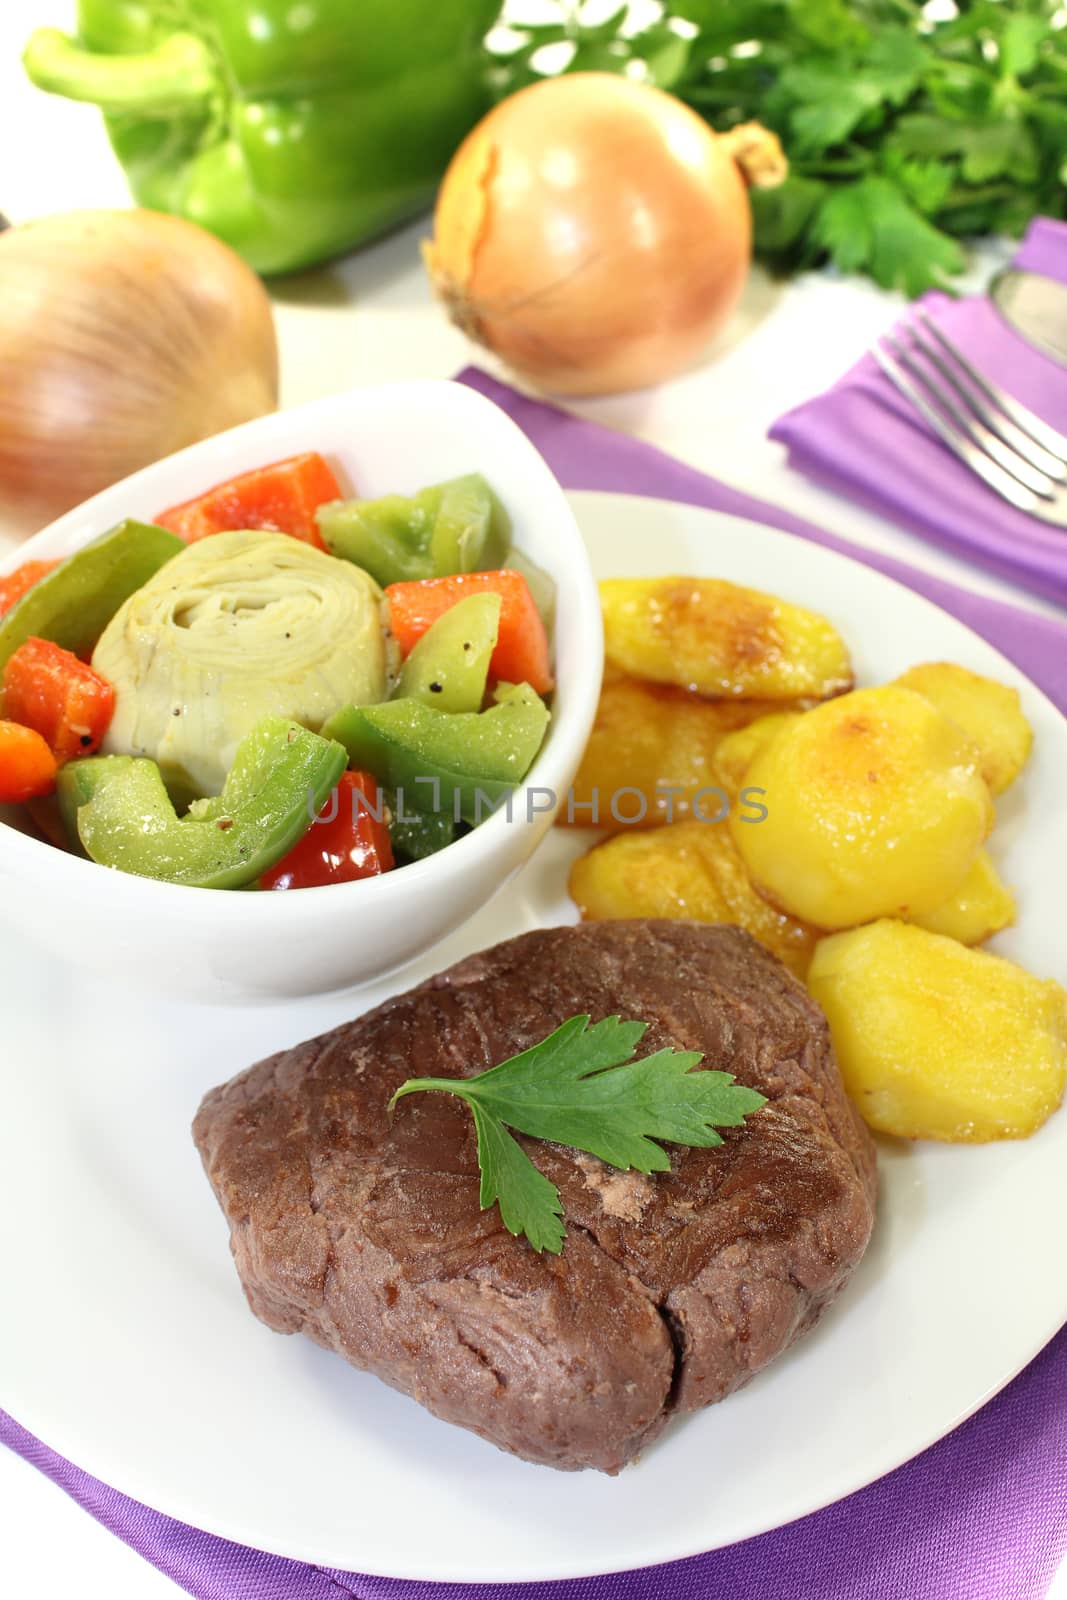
xmin=3 ymin=637 xmax=116 ymax=763
xmin=385 ymin=571 xmax=553 ymax=695
xmin=156 ymin=453 xmax=342 ymax=549
xmin=0 ymin=560 xmax=59 ymax=618
xmin=0 ymin=720 xmax=58 ymax=802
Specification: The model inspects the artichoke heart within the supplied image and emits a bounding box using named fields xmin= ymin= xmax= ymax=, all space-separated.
xmin=92 ymin=529 xmax=387 ymax=797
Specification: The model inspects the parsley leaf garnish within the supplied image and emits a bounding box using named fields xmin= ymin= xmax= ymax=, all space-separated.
xmin=812 ymin=175 xmax=966 ymax=296
xmin=390 ymin=1015 xmax=766 ymax=1254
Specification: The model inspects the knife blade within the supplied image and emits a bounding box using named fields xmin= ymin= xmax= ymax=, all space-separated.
xmin=990 ymin=268 xmax=1067 ymax=367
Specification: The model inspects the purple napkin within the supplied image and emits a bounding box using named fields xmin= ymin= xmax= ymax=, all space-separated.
xmin=3 ymin=372 xmax=1066 ymax=1599
xmin=770 ymin=217 xmax=1067 ymax=608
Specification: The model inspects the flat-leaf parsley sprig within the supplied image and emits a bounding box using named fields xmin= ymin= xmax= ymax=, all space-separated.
xmin=390 ymin=1014 xmax=766 ymax=1254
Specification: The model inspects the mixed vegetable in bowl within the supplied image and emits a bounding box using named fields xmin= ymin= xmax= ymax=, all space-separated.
xmin=0 ymin=452 xmax=555 ymax=891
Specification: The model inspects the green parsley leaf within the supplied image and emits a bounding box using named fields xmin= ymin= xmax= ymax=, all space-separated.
xmin=751 ymin=174 xmax=828 ymax=261
xmin=882 ymin=150 xmax=954 ymax=216
xmin=812 ymin=175 xmax=966 ymax=296
xmin=786 ymin=69 xmax=885 ymax=155
xmin=889 ymin=113 xmax=965 ymax=160
xmin=469 ymin=1101 xmax=566 ymax=1255
xmin=391 ymin=1014 xmax=766 ymax=1254
xmin=782 ymin=30 xmax=926 ymax=155
xmin=998 ymin=13 xmax=1049 ymax=79
xmin=629 ymin=21 xmax=694 ymax=90
xmin=959 ymin=118 xmax=1039 ymax=184
xmin=862 ymin=30 xmax=928 ymax=106
xmin=669 ymin=0 xmax=790 ymax=44
xmin=788 ymin=0 xmax=868 ymax=53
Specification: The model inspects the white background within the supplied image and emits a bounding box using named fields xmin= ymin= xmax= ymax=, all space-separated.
xmin=1 ymin=3 xmax=1064 ymax=1596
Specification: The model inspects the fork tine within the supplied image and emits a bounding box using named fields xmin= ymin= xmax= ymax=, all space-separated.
xmin=915 ymin=307 xmax=1067 ymax=465
xmin=872 ymin=340 xmax=1047 ymax=515
xmin=884 ymin=332 xmax=1056 ymax=497
xmin=903 ymin=314 xmax=1066 ymax=482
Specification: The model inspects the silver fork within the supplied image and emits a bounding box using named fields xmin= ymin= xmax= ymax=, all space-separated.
xmin=871 ymin=309 xmax=1067 ymax=526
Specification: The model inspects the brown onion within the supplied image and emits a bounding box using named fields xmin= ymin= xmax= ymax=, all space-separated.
xmin=0 ymin=210 xmax=279 ymax=536
xmin=424 ymin=73 xmax=786 ymax=397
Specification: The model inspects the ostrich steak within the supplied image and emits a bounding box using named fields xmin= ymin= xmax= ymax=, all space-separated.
xmin=193 ymin=920 xmax=876 ymax=1472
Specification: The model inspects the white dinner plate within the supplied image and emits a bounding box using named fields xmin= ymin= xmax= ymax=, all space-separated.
xmin=2 ymin=492 xmax=1065 ymax=1584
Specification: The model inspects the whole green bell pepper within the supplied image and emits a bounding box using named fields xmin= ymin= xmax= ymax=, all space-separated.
xmin=23 ymin=0 xmax=501 ymax=276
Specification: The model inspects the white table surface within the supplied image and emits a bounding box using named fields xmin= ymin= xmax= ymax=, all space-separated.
xmin=2 ymin=6 xmax=1064 ymax=1596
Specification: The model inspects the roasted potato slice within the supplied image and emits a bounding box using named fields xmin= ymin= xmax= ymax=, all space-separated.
xmin=561 ymin=676 xmax=783 ymax=829
xmin=893 ymin=661 xmax=1032 ymax=795
xmin=808 ymin=920 xmax=1067 ymax=1141
xmin=599 ymin=577 xmax=853 ymax=700
xmin=569 ymin=818 xmax=818 ymax=977
xmin=909 ymin=848 xmax=1015 ymax=945
xmin=712 ymin=709 xmax=804 ymax=797
xmin=731 ymin=686 xmax=993 ymax=929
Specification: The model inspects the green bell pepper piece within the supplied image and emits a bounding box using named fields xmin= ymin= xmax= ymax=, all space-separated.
xmin=394 ymin=593 xmax=501 ymax=714
xmin=23 ymin=0 xmax=501 ymax=276
xmin=385 ymin=789 xmax=458 ymax=864
xmin=428 ymin=475 xmax=512 ymax=578
xmin=319 ymin=493 xmax=439 ymax=587
xmin=74 ymin=715 xmax=347 ymax=888
xmin=55 ymin=753 xmax=139 ymax=854
xmin=0 ymin=519 xmax=184 ymax=674
xmin=318 ymin=474 xmax=512 ymax=589
xmin=322 ymin=682 xmax=549 ymax=828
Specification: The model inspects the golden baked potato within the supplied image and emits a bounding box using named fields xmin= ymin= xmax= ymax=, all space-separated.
xmin=712 ymin=709 xmax=804 ymax=797
xmin=569 ymin=818 xmax=818 ymax=977
xmin=599 ymin=577 xmax=853 ymax=700
xmin=731 ymin=685 xmax=994 ymax=929
xmin=909 ymin=848 xmax=1015 ymax=945
xmin=893 ymin=661 xmax=1032 ymax=795
xmin=808 ymin=920 xmax=1067 ymax=1141
xmin=561 ymin=677 xmax=782 ymax=829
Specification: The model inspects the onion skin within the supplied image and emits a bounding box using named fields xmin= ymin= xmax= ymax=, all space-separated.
xmin=0 ymin=210 xmax=279 ymax=537
xmin=425 ymin=74 xmax=780 ymax=397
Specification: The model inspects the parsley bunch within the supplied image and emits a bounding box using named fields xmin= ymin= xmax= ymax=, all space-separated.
xmin=391 ymin=1014 xmax=765 ymax=1253
xmin=489 ymin=0 xmax=1067 ymax=295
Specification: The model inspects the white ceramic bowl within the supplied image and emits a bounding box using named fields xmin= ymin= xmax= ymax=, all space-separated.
xmin=0 ymin=381 xmax=601 ymax=1000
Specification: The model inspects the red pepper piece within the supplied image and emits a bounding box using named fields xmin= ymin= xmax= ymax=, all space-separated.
xmin=0 ymin=560 xmax=60 ymax=618
xmin=260 ymin=770 xmax=394 ymax=891
xmin=156 ymin=453 xmax=342 ymax=549
xmin=2 ymin=637 xmax=116 ymax=763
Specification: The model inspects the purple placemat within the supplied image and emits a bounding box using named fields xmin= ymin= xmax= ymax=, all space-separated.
xmin=770 ymin=218 xmax=1067 ymax=608
xmin=3 ymin=374 xmax=1066 ymax=1599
